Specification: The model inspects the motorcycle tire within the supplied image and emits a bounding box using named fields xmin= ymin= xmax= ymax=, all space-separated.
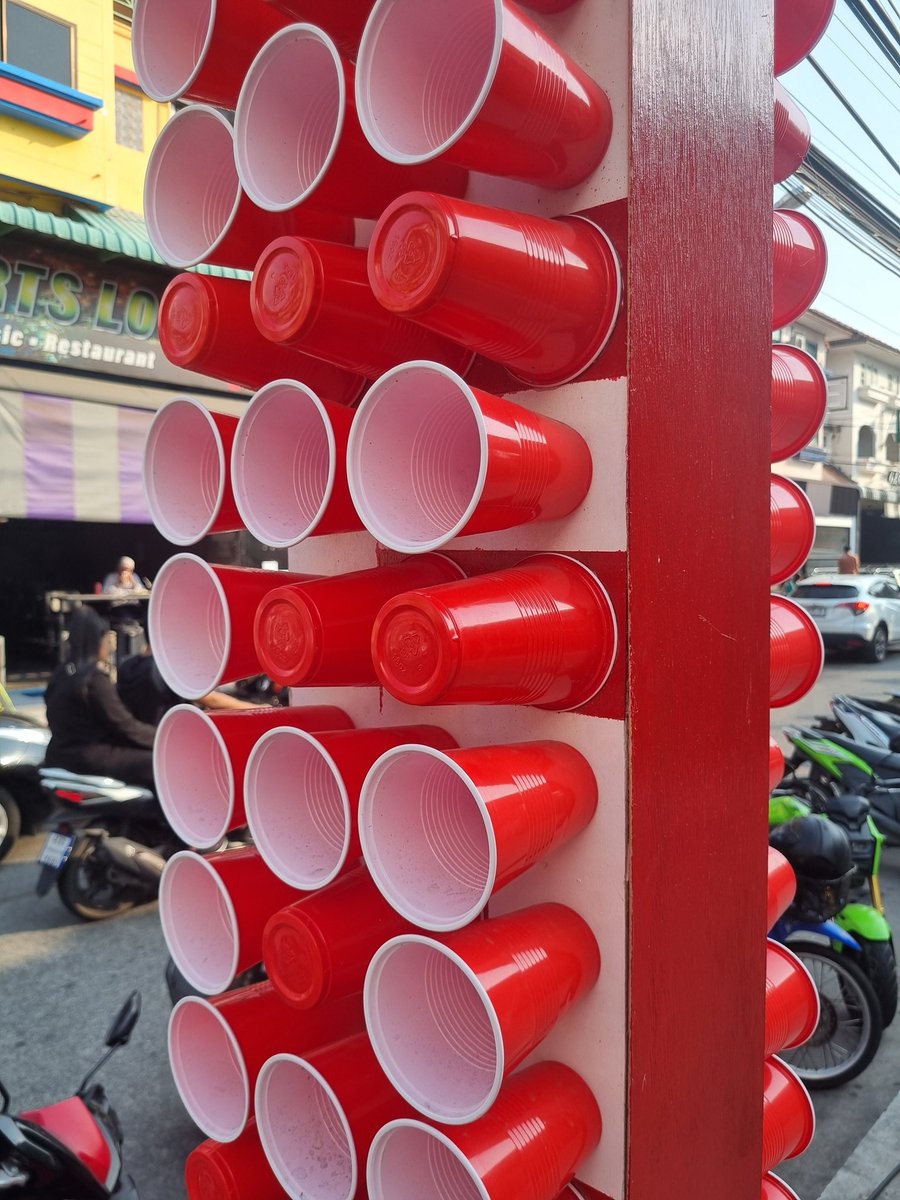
xmin=780 ymin=940 xmax=882 ymax=1089
xmin=57 ymin=837 xmax=137 ymax=921
xmin=0 ymin=787 xmax=21 ymax=863
xmin=857 ymin=937 xmax=898 ymax=1028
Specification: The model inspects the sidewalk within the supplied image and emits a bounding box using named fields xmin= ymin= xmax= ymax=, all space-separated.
xmin=818 ymin=1090 xmax=900 ymax=1199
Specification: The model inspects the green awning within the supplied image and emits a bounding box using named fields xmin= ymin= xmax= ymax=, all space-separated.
xmin=0 ymin=199 xmax=250 ymax=279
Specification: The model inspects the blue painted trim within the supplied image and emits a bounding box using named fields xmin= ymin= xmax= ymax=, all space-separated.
xmin=0 ymin=60 xmax=103 ymax=110
xmin=0 ymin=171 xmax=112 ymax=211
xmin=0 ymin=98 xmax=89 ymax=138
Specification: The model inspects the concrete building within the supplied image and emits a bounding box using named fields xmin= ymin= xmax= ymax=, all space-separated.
xmin=773 ymin=309 xmax=900 ymax=572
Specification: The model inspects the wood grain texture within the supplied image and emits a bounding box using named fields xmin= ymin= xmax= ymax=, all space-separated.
xmin=626 ymin=1 xmax=773 ymax=1196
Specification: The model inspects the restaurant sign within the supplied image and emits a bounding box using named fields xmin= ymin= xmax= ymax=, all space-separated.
xmin=0 ymin=234 xmax=241 ymax=392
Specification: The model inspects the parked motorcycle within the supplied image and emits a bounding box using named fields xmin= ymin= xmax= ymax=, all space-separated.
xmin=769 ymin=789 xmax=897 ymax=1028
xmin=768 ymin=816 xmax=887 ymax=1087
xmin=780 ymin=721 xmax=900 ymax=843
xmin=0 ymin=711 xmax=51 ymax=863
xmin=34 ymin=769 xmax=177 ymax=921
xmin=0 ymin=992 xmax=141 ymax=1197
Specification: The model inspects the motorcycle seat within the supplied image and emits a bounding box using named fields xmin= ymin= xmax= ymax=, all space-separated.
xmin=826 ymin=734 xmax=900 ymax=771
xmin=38 ymin=767 xmax=154 ymax=803
xmin=823 ymin=793 xmax=870 ymax=823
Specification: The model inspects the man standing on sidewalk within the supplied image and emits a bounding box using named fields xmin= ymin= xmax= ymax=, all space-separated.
xmin=838 ymin=544 xmax=860 ymax=574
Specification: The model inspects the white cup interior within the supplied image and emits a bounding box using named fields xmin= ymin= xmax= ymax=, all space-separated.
xmin=149 ymin=554 xmax=229 ymax=700
xmin=235 ymin=24 xmax=344 ymax=211
xmin=154 ymin=705 xmax=234 ymax=849
xmin=255 ymin=1054 xmax=356 ymax=1200
xmin=359 ymin=747 xmax=493 ymax=931
xmin=168 ymin=996 xmax=249 ymax=1142
xmin=144 ymin=397 xmax=226 ymax=545
xmin=367 ymin=1120 xmax=485 ymax=1200
xmin=159 ymin=851 xmax=239 ymax=994
xmin=244 ymin=729 xmax=349 ymax=889
xmin=347 ymin=363 xmax=486 ymax=552
xmin=232 ymin=381 xmax=336 ymax=548
xmin=365 ymin=937 xmax=502 ymax=1123
xmin=133 ymin=0 xmax=215 ymax=102
xmin=355 ymin=0 xmax=502 ymax=163
xmin=144 ymin=106 xmax=240 ymax=268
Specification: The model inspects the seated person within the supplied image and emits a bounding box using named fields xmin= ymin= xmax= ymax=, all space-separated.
xmin=117 ymin=644 xmax=266 ymax=726
xmin=102 ymin=555 xmax=150 ymax=597
xmin=44 ymin=609 xmax=156 ymax=790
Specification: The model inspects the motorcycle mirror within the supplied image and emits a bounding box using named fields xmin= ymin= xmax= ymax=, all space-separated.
xmin=105 ymin=991 xmax=141 ymax=1048
xmin=0 ymin=1079 xmax=9 ymax=1114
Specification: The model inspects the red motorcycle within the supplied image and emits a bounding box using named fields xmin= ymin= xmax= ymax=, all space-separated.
xmin=0 ymin=993 xmax=141 ymax=1197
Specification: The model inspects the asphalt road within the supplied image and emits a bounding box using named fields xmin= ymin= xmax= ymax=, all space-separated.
xmin=2 ymin=653 xmax=900 ymax=1200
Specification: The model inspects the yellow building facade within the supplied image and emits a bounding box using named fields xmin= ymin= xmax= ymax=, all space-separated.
xmin=0 ymin=0 xmax=169 ymax=214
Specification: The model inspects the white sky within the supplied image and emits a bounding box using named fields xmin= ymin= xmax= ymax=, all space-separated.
xmin=780 ymin=2 xmax=900 ymax=348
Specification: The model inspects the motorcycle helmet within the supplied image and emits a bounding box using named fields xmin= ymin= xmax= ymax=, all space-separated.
xmin=768 ymin=815 xmax=854 ymax=923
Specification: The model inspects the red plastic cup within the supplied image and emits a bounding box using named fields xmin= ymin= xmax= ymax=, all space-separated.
xmin=775 ymin=0 xmax=836 ymax=76
xmin=132 ymin=0 xmax=290 ymax=104
xmin=768 ymin=847 xmax=797 ymax=932
xmin=772 ymin=210 xmax=828 ymax=331
xmin=159 ymin=847 xmax=302 ymax=994
xmin=765 ymin=940 xmax=820 ymax=1058
xmin=761 ymin=1057 xmax=816 ymax=1172
xmin=358 ymin=740 xmax=598 ymax=931
xmin=186 ymin=1120 xmax=286 ymax=1200
xmin=770 ymin=594 xmax=824 ymax=708
xmin=255 ymin=1033 xmax=414 ymax=1200
xmin=762 ymin=1174 xmax=802 ymax=1200
xmin=520 ymin=0 xmax=579 ymax=8
xmin=186 ymin=1120 xmax=287 ymax=1200
xmin=244 ymin=725 xmax=458 ymax=889
xmin=263 ymin=866 xmax=421 ymax=1010
xmin=143 ymin=398 xmax=242 ymax=547
xmin=770 ymin=736 xmax=786 ymax=792
xmin=347 ymin=363 xmax=593 ymax=550
xmin=368 ymin=194 xmax=622 ymax=388
xmin=261 ymin=0 xmax=372 ymax=55
xmin=355 ymin=0 xmax=613 ymax=187
xmin=372 ymin=553 xmax=618 ymax=710
xmin=771 ymin=344 xmax=826 ymax=462
xmin=234 ymin=24 xmax=468 ymax=219
xmin=144 ymin=106 xmax=354 ymax=271
xmin=254 ymin=555 xmax=466 ymax=687
xmin=774 ymin=81 xmax=811 ymax=184
xmin=364 ymin=903 xmax=600 ymax=1123
xmin=251 ymin=237 xmax=474 ymax=379
xmin=771 ymin=475 xmax=815 ymax=586
xmin=367 ymin=1061 xmax=602 ymax=1200
xmin=566 ymin=1186 xmax=607 ymax=1200
xmin=230 ymin=380 xmax=363 ymax=550
xmin=169 ymin=983 xmax=364 ymax=1142
xmin=158 ymin=273 xmax=366 ymax=404
xmin=148 ymin=554 xmax=320 ymax=699
xmin=154 ymin=703 xmax=354 ymax=849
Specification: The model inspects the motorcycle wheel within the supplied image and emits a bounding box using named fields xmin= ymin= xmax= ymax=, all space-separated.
xmin=780 ymin=940 xmax=882 ymax=1089
xmin=0 ymin=787 xmax=21 ymax=863
xmin=57 ymin=837 xmax=137 ymax=921
xmin=858 ymin=938 xmax=898 ymax=1028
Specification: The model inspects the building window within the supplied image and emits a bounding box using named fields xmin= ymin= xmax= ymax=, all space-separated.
xmin=805 ymin=340 xmax=819 ymax=361
xmin=1 ymin=1 xmax=74 ymax=88
xmin=858 ymin=425 xmax=875 ymax=459
xmin=115 ymin=85 xmax=143 ymax=150
xmin=887 ymin=434 xmax=900 ymax=464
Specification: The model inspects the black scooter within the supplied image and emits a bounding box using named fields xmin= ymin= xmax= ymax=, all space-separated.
xmin=35 ymin=769 xmax=178 ymax=921
xmin=0 ymin=993 xmax=141 ymax=1197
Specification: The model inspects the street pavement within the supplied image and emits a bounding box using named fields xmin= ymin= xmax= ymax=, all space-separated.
xmin=2 ymin=656 xmax=900 ymax=1198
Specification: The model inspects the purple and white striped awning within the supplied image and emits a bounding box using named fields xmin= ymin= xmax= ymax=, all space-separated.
xmin=0 ymin=389 xmax=153 ymax=523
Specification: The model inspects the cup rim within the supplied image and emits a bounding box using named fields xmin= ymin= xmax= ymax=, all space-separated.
xmin=160 ymin=849 xmax=241 ymax=993
xmin=167 ymin=994 xmax=250 ymax=1142
xmin=358 ymin=743 xmax=498 ymax=932
xmin=143 ymin=395 xmax=228 ymax=546
xmin=154 ymin=703 xmax=235 ymax=848
xmin=364 ymin=932 xmax=505 ymax=1124
xmin=133 ymin=0 xmax=219 ymax=102
xmin=368 ymin=1117 xmax=491 ymax=1200
xmin=354 ymin=0 xmax=504 ymax=166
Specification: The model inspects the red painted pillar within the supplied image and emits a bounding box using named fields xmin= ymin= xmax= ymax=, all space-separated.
xmin=626 ymin=1 xmax=772 ymax=1195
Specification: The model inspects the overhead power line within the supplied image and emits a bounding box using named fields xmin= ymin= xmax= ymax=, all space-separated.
xmin=843 ymin=0 xmax=900 ymax=73
xmin=807 ymin=54 xmax=900 ymax=176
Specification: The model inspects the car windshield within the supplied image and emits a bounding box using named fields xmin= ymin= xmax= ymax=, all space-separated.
xmin=793 ymin=584 xmax=859 ymax=600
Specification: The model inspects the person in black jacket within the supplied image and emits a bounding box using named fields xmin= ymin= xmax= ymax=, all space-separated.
xmin=44 ymin=609 xmax=156 ymax=789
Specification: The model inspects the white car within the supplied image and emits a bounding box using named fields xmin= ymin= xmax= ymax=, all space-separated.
xmin=791 ymin=574 xmax=900 ymax=663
